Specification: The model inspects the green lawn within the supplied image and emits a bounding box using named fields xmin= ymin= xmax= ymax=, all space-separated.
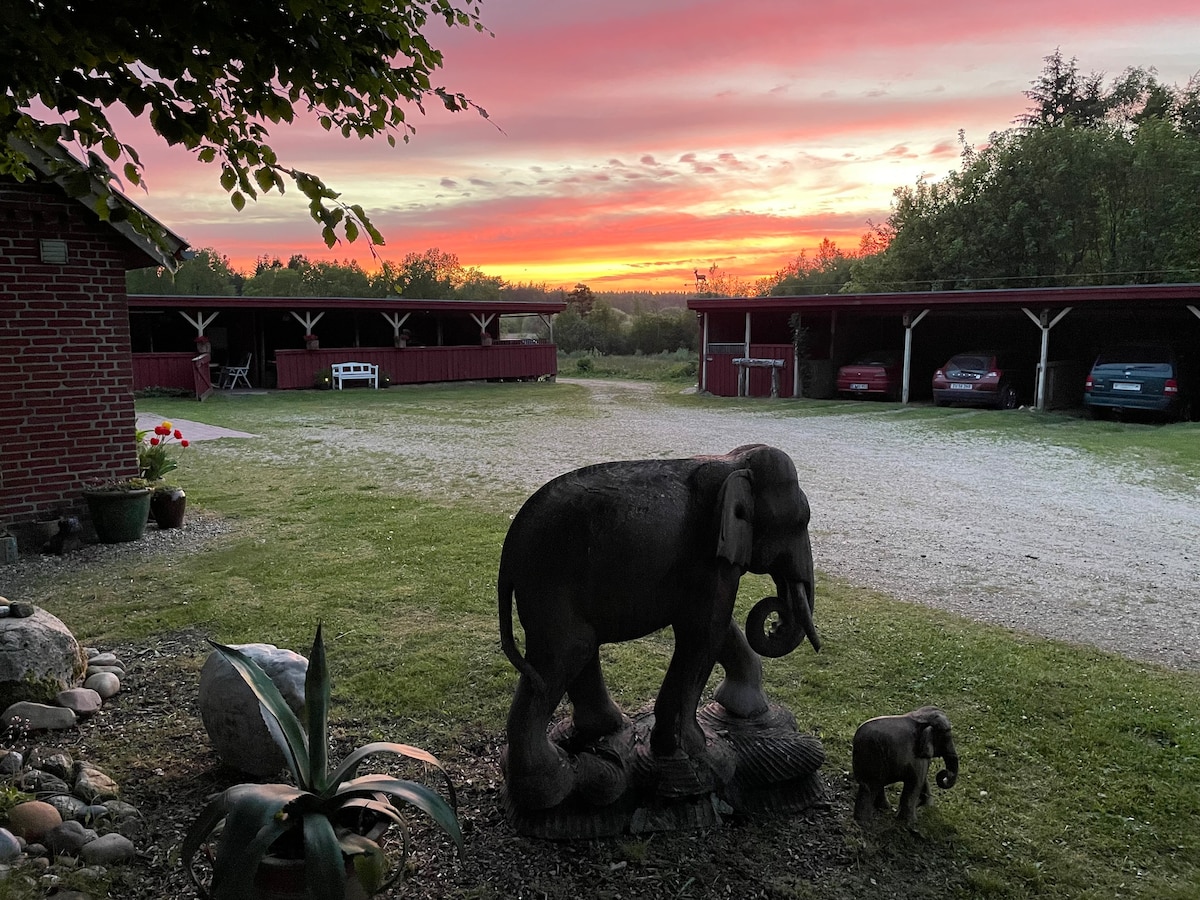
xmin=14 ymin=382 xmax=1199 ymax=899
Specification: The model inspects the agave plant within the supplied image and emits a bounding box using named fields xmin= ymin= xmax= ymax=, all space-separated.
xmin=182 ymin=624 xmax=463 ymax=900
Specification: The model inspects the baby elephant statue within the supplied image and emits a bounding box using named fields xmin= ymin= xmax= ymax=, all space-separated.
xmin=852 ymin=706 xmax=959 ymax=828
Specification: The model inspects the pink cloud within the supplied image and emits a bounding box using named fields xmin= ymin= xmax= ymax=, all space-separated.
xmin=87 ymin=0 xmax=1200 ymax=291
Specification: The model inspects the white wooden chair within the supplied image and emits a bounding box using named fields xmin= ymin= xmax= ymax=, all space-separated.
xmin=219 ymin=353 xmax=253 ymax=389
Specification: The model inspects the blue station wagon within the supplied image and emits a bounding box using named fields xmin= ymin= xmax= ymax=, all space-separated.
xmin=1084 ymin=344 xmax=1196 ymax=421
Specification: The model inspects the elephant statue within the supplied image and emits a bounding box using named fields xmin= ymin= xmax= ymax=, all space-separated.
xmin=852 ymin=706 xmax=959 ymax=828
xmin=498 ymin=443 xmax=820 ymax=812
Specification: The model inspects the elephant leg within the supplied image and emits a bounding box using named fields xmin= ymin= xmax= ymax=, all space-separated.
xmin=713 ymin=621 xmax=768 ymax=718
xmin=897 ymin=760 xmax=929 ymax=827
xmin=651 ymin=618 xmax=725 ymax=757
xmin=504 ymin=636 xmax=591 ymax=810
xmin=567 ymin=650 xmax=624 ymax=739
xmin=853 ymin=783 xmax=877 ymax=824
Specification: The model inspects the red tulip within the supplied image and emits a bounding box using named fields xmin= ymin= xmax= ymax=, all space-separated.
xmin=150 ymin=437 xmax=160 ymax=446
xmin=180 ymin=440 xmax=189 ymax=448
xmin=174 ymin=429 xmax=183 ymax=439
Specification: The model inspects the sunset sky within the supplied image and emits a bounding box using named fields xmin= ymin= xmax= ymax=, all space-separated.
xmin=117 ymin=0 xmax=1200 ymax=292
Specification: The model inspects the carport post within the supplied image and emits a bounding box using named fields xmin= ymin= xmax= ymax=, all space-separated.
xmin=700 ymin=313 xmax=710 ymax=393
xmin=1189 ymin=305 xmax=1200 ymax=322
xmin=1022 ymin=307 xmax=1072 ymax=411
xmin=901 ymin=309 xmax=928 ymax=404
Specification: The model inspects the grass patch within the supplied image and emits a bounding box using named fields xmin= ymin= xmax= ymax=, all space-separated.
xmin=15 ymin=384 xmax=1200 ymax=899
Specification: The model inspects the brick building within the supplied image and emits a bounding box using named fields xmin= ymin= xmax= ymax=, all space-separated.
xmin=1 ymin=140 xmax=188 ymax=542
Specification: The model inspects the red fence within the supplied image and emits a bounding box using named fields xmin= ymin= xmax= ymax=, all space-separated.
xmin=274 ymin=343 xmax=557 ymax=389
xmin=703 ymin=344 xmax=795 ymax=398
xmin=133 ymin=353 xmax=212 ymax=397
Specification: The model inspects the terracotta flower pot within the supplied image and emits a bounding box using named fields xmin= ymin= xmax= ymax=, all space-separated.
xmin=150 ymin=487 xmax=187 ymax=529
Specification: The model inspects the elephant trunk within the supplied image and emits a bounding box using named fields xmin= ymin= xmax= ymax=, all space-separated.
xmin=745 ymin=578 xmax=820 ymax=658
xmin=937 ymin=744 xmax=959 ymax=789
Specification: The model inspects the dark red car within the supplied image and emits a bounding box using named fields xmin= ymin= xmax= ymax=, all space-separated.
xmin=836 ymin=351 xmax=902 ymax=401
xmin=932 ymin=351 xmax=1032 ymax=410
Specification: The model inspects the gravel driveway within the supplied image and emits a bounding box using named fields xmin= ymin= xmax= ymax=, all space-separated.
xmin=393 ymin=379 xmax=1199 ymax=672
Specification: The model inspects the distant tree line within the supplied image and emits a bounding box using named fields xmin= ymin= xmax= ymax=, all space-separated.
xmin=695 ymin=51 xmax=1200 ymax=299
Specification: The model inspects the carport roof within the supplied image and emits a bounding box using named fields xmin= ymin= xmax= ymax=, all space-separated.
xmin=128 ymin=295 xmax=567 ymax=315
xmin=688 ymin=283 xmax=1200 ymax=314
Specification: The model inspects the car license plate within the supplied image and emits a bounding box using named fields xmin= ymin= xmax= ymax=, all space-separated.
xmin=1113 ymin=382 xmax=1141 ymax=392
xmin=850 ymin=383 xmax=869 ymax=390
xmin=949 ymin=383 xmax=973 ymax=390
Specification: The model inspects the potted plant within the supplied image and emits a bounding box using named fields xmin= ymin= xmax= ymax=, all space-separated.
xmin=183 ymin=625 xmax=462 ymax=900
xmin=82 ymin=477 xmax=154 ymax=543
xmin=138 ymin=421 xmax=190 ymax=528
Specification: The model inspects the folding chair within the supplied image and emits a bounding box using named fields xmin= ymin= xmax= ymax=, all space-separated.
xmin=219 ymin=353 xmax=253 ymax=389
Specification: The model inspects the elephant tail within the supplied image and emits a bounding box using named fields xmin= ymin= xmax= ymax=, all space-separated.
xmin=498 ymin=573 xmax=547 ymax=696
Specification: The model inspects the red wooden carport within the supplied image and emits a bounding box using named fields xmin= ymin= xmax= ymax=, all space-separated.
xmin=690 ymin=284 xmax=1200 ymax=409
xmin=128 ymin=295 xmax=566 ymax=394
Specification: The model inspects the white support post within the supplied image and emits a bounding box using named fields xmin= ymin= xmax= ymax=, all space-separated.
xmin=289 ymin=310 xmax=325 ymax=335
xmin=381 ymin=311 xmax=411 ymax=342
xmin=700 ymin=313 xmax=709 ymax=393
xmin=1022 ymin=306 xmax=1072 ymax=411
xmin=180 ymin=310 xmax=219 ymax=338
xmin=743 ymin=311 xmax=751 ymax=357
xmin=901 ymin=309 xmax=929 ymax=404
xmin=792 ymin=313 xmax=802 ymax=398
xmin=1189 ymin=304 xmax=1200 ymax=321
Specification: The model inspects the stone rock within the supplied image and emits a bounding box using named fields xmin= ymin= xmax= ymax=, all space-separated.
xmin=2 ymin=701 xmax=77 ymax=732
xmin=73 ymin=765 xmax=119 ymax=803
xmin=45 ymin=794 xmax=89 ymax=822
xmin=198 ymin=643 xmax=308 ymax=777
xmin=8 ymin=602 xmax=34 ymax=619
xmin=83 ymin=672 xmax=119 ymax=700
xmin=0 ymin=609 xmax=84 ymax=707
xmin=55 ymin=688 xmax=102 ymax=717
xmin=86 ymin=652 xmax=122 ymax=669
xmin=7 ymin=801 xmax=62 ymax=843
xmin=101 ymin=800 xmax=139 ymax=823
xmin=27 ymin=749 xmax=73 ymax=778
xmin=0 ymin=749 xmax=22 ymax=775
xmin=81 ymin=805 xmax=109 ymax=824
xmin=80 ymin=832 xmax=134 ymax=865
xmin=0 ymin=828 xmax=20 ymax=863
xmin=17 ymin=770 xmax=72 ymax=795
xmin=84 ymin=665 xmax=124 ymax=678
xmin=44 ymin=820 xmax=97 ymax=855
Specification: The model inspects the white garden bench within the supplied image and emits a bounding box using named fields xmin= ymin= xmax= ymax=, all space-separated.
xmin=331 ymin=362 xmax=379 ymax=389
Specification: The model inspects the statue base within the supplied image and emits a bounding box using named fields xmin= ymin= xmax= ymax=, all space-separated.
xmin=503 ymin=701 xmax=826 ymax=839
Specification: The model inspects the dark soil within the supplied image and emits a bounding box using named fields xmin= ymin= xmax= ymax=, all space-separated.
xmin=26 ymin=633 xmax=965 ymax=900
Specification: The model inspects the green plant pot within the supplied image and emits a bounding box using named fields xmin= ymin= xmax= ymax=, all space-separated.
xmin=83 ymin=488 xmax=152 ymax=543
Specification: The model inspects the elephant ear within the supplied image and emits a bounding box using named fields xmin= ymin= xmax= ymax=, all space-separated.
xmin=915 ymin=724 xmax=935 ymax=759
xmin=716 ymin=468 xmax=754 ymax=566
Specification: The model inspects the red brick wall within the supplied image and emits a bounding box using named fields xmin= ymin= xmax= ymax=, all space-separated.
xmin=0 ymin=182 xmax=144 ymax=526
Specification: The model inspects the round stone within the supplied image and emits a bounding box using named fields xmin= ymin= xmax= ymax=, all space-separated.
xmin=0 ymin=828 xmax=20 ymax=863
xmin=0 ymin=609 xmax=84 ymax=707
xmin=83 ymin=672 xmax=120 ymax=700
xmin=198 ymin=643 xmax=308 ymax=777
xmin=7 ymin=801 xmax=63 ymax=843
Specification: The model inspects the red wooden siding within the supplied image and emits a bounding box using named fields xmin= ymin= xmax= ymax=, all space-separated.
xmin=703 ymin=344 xmax=795 ymax=398
xmin=272 ymin=343 xmax=557 ymax=389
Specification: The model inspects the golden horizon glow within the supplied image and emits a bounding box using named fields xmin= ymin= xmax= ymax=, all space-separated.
xmin=111 ymin=2 xmax=1200 ymax=292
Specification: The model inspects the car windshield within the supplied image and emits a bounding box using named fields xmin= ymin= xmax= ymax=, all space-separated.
xmin=1094 ymin=346 xmax=1174 ymax=366
xmin=852 ymin=353 xmax=895 ymax=366
xmin=948 ymin=355 xmax=991 ymax=372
